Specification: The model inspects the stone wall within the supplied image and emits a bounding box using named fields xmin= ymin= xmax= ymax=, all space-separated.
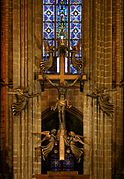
xmin=0 ymin=0 xmax=123 ymax=179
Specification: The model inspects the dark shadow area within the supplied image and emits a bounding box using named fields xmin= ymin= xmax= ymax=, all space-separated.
xmin=0 ymin=149 xmax=13 ymax=179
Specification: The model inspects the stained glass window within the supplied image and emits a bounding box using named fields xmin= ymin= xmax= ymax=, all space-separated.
xmin=42 ymin=0 xmax=82 ymax=74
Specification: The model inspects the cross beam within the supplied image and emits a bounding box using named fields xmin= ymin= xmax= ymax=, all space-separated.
xmin=38 ymin=56 xmax=86 ymax=83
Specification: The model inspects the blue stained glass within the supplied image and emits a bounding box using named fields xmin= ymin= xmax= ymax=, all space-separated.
xmin=70 ymin=0 xmax=82 ymax=4
xmin=57 ymin=0 xmax=68 ymax=5
xmin=43 ymin=5 xmax=54 ymax=22
xmin=56 ymin=16 xmax=68 ymax=23
xmin=56 ymin=22 xmax=68 ymax=37
xmin=42 ymin=0 xmax=82 ymax=74
xmin=70 ymin=23 xmax=81 ymax=39
xmin=44 ymin=0 xmax=54 ymax=4
xmin=50 ymin=153 xmax=62 ymax=171
xmin=56 ymin=0 xmax=68 ymax=39
xmin=70 ymin=5 xmax=81 ymax=22
xmin=70 ymin=64 xmax=78 ymax=74
xmin=63 ymin=153 xmax=74 ymax=171
xmin=43 ymin=23 xmax=54 ymax=39
xmin=56 ymin=3 xmax=68 ymax=19
xmin=70 ymin=39 xmax=78 ymax=46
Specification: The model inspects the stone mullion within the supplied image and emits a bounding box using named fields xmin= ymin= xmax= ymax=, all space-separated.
xmin=87 ymin=1 xmax=94 ymax=177
xmin=89 ymin=97 xmax=95 ymax=179
xmin=32 ymin=0 xmax=42 ymax=175
xmin=88 ymin=0 xmax=93 ymax=88
xmin=104 ymin=0 xmax=112 ymax=88
xmin=94 ymin=1 xmax=102 ymax=178
xmin=0 ymin=0 xmax=9 ymax=178
xmin=87 ymin=0 xmax=93 ymax=176
xmin=104 ymin=118 xmax=112 ymax=178
xmin=7 ymin=0 xmax=14 ymax=176
xmin=20 ymin=0 xmax=25 ymax=87
xmin=32 ymin=0 xmax=38 ymax=176
xmin=12 ymin=0 xmax=22 ymax=178
xmin=104 ymin=1 xmax=113 ymax=178
xmin=27 ymin=0 xmax=34 ymax=178
xmin=83 ymin=96 xmax=91 ymax=175
xmin=7 ymin=5 xmax=13 ymax=159
xmin=115 ymin=0 xmax=122 ymax=84
xmin=96 ymin=0 xmax=101 ymax=88
xmin=82 ymin=0 xmax=91 ymax=175
xmin=114 ymin=0 xmax=124 ymax=176
xmin=98 ymin=1 xmax=105 ymax=179
xmin=31 ymin=0 xmax=36 ymax=169
xmin=89 ymin=98 xmax=94 ymax=179
xmin=112 ymin=0 xmax=116 ymax=86
xmin=98 ymin=112 xmax=105 ymax=179
xmin=8 ymin=1 xmax=13 ymax=85
xmin=112 ymin=0 xmax=118 ymax=176
xmin=92 ymin=99 xmax=98 ymax=179
xmin=1 ymin=0 xmax=9 ymax=148
xmin=97 ymin=1 xmax=105 ymax=179
xmin=12 ymin=0 xmax=16 ymax=177
xmin=96 ymin=1 xmax=103 ymax=176
xmin=111 ymin=1 xmax=117 ymax=176
xmin=120 ymin=1 xmax=124 ymax=171
xmin=90 ymin=1 xmax=98 ymax=178
xmin=92 ymin=1 xmax=97 ymax=85
xmin=20 ymin=0 xmax=26 ymax=178
xmin=93 ymin=2 xmax=102 ymax=176
xmin=86 ymin=2 xmax=99 ymax=177
xmin=13 ymin=1 xmax=21 ymax=87
xmin=18 ymin=1 xmax=22 ymax=176
xmin=120 ymin=0 xmax=123 ymax=81
xmin=23 ymin=0 xmax=28 ymax=179
xmin=82 ymin=0 xmax=88 ymax=74
xmin=100 ymin=0 xmax=105 ymax=87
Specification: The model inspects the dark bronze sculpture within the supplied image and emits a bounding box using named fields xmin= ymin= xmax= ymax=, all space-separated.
xmin=40 ymin=41 xmax=54 ymax=72
xmin=71 ymin=41 xmax=82 ymax=72
xmin=45 ymin=76 xmax=79 ymax=128
xmin=33 ymin=129 xmax=58 ymax=161
xmin=87 ymin=87 xmax=114 ymax=118
xmin=33 ymin=129 xmax=88 ymax=162
xmin=11 ymin=87 xmax=40 ymax=115
xmin=64 ymin=131 xmax=87 ymax=163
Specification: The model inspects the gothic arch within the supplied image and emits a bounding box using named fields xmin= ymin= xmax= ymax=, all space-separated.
xmin=41 ymin=107 xmax=84 ymax=174
xmin=42 ymin=106 xmax=83 ymax=134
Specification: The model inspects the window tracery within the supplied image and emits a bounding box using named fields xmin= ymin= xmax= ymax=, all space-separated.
xmin=42 ymin=0 xmax=82 ymax=74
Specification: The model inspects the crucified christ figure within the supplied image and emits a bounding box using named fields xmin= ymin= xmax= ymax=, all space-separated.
xmin=45 ymin=76 xmax=79 ymax=129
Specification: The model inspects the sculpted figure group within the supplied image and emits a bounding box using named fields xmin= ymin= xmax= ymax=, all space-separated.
xmin=33 ymin=129 xmax=87 ymax=162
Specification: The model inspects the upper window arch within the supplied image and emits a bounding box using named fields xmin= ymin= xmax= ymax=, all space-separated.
xmin=42 ymin=0 xmax=82 ymax=74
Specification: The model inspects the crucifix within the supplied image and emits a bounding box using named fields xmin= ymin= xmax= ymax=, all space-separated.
xmin=38 ymin=38 xmax=86 ymax=160
xmin=37 ymin=1 xmax=87 ymax=160
xmin=33 ymin=0 xmax=87 ymax=163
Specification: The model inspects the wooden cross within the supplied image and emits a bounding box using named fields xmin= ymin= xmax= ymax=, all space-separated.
xmin=38 ymin=54 xmax=86 ymax=160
